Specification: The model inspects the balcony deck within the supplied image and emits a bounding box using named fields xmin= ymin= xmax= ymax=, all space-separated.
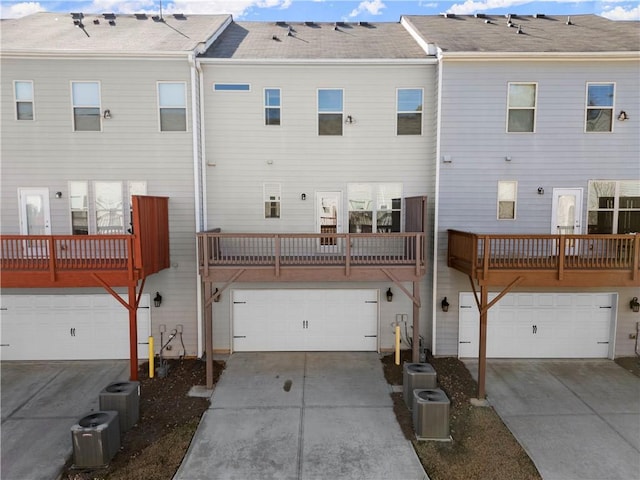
xmin=448 ymin=230 xmax=640 ymax=288
xmin=197 ymin=232 xmax=426 ymax=283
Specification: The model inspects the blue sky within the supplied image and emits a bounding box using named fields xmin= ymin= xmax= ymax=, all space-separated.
xmin=1 ymin=0 xmax=638 ymax=21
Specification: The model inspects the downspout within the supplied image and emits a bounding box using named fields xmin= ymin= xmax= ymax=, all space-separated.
xmin=431 ymin=48 xmax=444 ymax=356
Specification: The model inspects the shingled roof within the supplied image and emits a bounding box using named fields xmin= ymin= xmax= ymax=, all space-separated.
xmin=200 ymin=21 xmax=429 ymax=60
xmin=1 ymin=12 xmax=231 ymax=53
xmin=403 ymin=14 xmax=640 ymax=53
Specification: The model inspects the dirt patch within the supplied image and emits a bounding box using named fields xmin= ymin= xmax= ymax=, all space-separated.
xmin=615 ymin=356 xmax=640 ymax=378
xmin=382 ymin=351 xmax=541 ymax=480
xmin=61 ymin=358 xmax=224 ymax=480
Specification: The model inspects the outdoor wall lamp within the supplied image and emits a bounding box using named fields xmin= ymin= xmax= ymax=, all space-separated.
xmin=617 ymin=110 xmax=628 ymax=121
xmin=154 ymin=292 xmax=162 ymax=308
xmin=103 ymin=109 xmax=112 ymax=119
xmin=386 ymin=288 xmax=393 ymax=302
xmin=55 ymin=191 xmax=63 ymax=199
xmin=441 ymin=297 xmax=450 ymax=312
xmin=537 ymin=187 xmax=544 ymax=195
xmin=213 ymin=287 xmax=220 ymax=302
xmin=630 ymin=297 xmax=640 ymax=313
xmin=301 ymin=193 xmax=306 ymax=201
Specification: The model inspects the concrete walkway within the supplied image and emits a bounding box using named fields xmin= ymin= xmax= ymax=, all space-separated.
xmin=1 ymin=360 xmax=129 ymax=480
xmin=174 ymin=352 xmax=428 ymax=480
xmin=465 ymin=359 xmax=640 ymax=480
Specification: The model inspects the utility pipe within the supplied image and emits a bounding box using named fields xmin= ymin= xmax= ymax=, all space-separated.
xmin=149 ymin=336 xmax=154 ymax=378
xmin=395 ymin=324 xmax=401 ymax=365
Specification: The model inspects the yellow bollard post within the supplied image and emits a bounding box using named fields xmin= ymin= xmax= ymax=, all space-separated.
xmin=148 ymin=336 xmax=154 ymax=378
xmin=395 ymin=325 xmax=401 ymax=366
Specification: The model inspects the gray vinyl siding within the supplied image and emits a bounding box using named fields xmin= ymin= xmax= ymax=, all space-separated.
xmin=434 ymin=59 xmax=640 ymax=357
xmin=202 ymin=62 xmax=438 ymax=351
xmin=0 ymin=57 xmax=199 ymax=357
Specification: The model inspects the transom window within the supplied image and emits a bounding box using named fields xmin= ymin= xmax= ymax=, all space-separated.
xmin=507 ymin=83 xmax=536 ymax=133
xmin=588 ymin=180 xmax=640 ymax=234
xmin=14 ymin=81 xmax=34 ymax=120
xmin=348 ymin=183 xmax=402 ymax=233
xmin=265 ymin=88 xmax=281 ymax=126
xmin=497 ymin=181 xmax=517 ymax=220
xmin=158 ymin=82 xmax=187 ymax=132
xmin=71 ymin=81 xmax=101 ymax=131
xmin=318 ymin=89 xmax=343 ymax=136
xmin=585 ymin=83 xmax=614 ymax=132
xmin=397 ymin=88 xmax=423 ymax=135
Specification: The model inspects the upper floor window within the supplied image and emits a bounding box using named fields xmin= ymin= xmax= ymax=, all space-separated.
xmin=585 ymin=83 xmax=614 ymax=132
xmin=397 ymin=88 xmax=423 ymax=135
xmin=588 ymin=180 xmax=639 ymax=234
xmin=318 ymin=89 xmax=343 ymax=136
xmin=348 ymin=183 xmax=402 ymax=233
xmin=14 ymin=81 xmax=34 ymax=120
xmin=264 ymin=183 xmax=281 ymax=218
xmin=71 ymin=81 xmax=101 ymax=131
xmin=497 ymin=181 xmax=517 ymax=220
xmin=214 ymin=83 xmax=250 ymax=91
xmin=507 ymin=83 xmax=536 ymax=133
xmin=158 ymin=82 xmax=187 ymax=132
xmin=265 ymin=88 xmax=281 ymax=126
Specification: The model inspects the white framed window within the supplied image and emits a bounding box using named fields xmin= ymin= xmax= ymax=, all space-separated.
xmin=497 ymin=181 xmax=517 ymax=220
xmin=585 ymin=83 xmax=614 ymax=133
xmin=318 ymin=89 xmax=343 ymax=136
xmin=506 ymin=83 xmax=536 ymax=133
xmin=71 ymin=81 xmax=101 ymax=131
xmin=158 ymin=82 xmax=187 ymax=132
xmin=265 ymin=88 xmax=281 ymax=126
xmin=397 ymin=88 xmax=423 ymax=135
xmin=214 ymin=83 xmax=251 ymax=91
xmin=588 ymin=180 xmax=640 ymax=234
xmin=348 ymin=183 xmax=402 ymax=233
xmin=14 ymin=81 xmax=34 ymax=121
xmin=68 ymin=181 xmax=146 ymax=234
xmin=264 ymin=183 xmax=281 ymax=219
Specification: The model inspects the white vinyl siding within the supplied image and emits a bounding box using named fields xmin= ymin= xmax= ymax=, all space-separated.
xmin=506 ymin=82 xmax=536 ymax=133
xmin=158 ymin=82 xmax=187 ymax=132
xmin=71 ymin=81 xmax=101 ymax=131
xmin=14 ymin=80 xmax=34 ymax=120
xmin=585 ymin=82 xmax=614 ymax=132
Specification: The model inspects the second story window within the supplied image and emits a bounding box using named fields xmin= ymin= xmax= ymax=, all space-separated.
xmin=586 ymin=83 xmax=614 ymax=132
xmin=15 ymin=81 xmax=34 ymax=120
xmin=507 ymin=83 xmax=536 ymax=133
xmin=397 ymin=88 xmax=423 ymax=135
xmin=158 ymin=82 xmax=187 ymax=132
xmin=72 ymin=81 xmax=101 ymax=131
xmin=265 ymin=88 xmax=281 ymax=126
xmin=318 ymin=89 xmax=343 ymax=136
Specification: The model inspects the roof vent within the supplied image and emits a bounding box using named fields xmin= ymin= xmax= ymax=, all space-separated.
xmin=152 ymin=15 xmax=163 ymax=22
xmin=173 ymin=13 xmax=186 ymax=20
xmin=358 ymin=21 xmax=369 ymax=27
xmin=442 ymin=13 xmax=456 ymax=18
xmin=304 ymin=21 xmax=315 ymax=27
xmin=505 ymin=13 xmax=517 ymax=18
xmin=272 ymin=34 xmax=280 ymax=41
xmin=474 ymin=13 xmax=486 ymax=18
xmin=566 ymin=16 xmax=573 ymax=25
xmin=103 ymin=13 xmax=116 ymax=20
xmin=135 ymin=13 xmax=148 ymax=20
xmin=93 ymin=19 xmax=100 ymax=24
xmin=517 ymin=24 xmax=523 ymax=34
xmin=287 ymin=27 xmax=294 ymax=36
xmin=71 ymin=12 xmax=84 ymax=19
xmin=73 ymin=19 xmax=84 ymax=27
xmin=485 ymin=19 xmax=492 ymax=24
xmin=108 ymin=19 xmax=116 ymax=26
xmin=276 ymin=21 xmax=287 ymax=27
xmin=534 ymin=13 xmax=546 ymax=18
xmin=335 ymin=22 xmax=346 ymax=27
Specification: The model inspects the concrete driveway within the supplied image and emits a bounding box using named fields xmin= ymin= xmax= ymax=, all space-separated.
xmin=174 ymin=352 xmax=428 ymax=480
xmin=465 ymin=359 xmax=640 ymax=480
xmin=1 ymin=360 xmax=129 ymax=480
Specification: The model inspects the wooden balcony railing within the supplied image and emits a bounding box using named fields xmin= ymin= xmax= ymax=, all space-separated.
xmin=448 ymin=230 xmax=640 ymax=286
xmin=198 ymin=232 xmax=426 ymax=279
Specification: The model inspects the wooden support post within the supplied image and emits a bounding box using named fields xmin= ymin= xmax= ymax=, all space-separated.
xmin=205 ymin=282 xmax=214 ymax=389
xmin=477 ymin=285 xmax=488 ymax=400
xmin=412 ymin=281 xmax=420 ymax=362
xmin=128 ymin=284 xmax=139 ymax=381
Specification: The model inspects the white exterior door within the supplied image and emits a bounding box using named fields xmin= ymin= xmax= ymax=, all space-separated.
xmin=316 ymin=192 xmax=342 ymax=252
xmin=458 ymin=292 xmax=615 ymax=359
xmin=0 ymin=294 xmax=150 ymax=360
xmin=551 ymin=188 xmax=584 ymax=255
xmin=18 ymin=188 xmax=51 ymax=236
xmin=232 ymin=289 xmax=378 ymax=352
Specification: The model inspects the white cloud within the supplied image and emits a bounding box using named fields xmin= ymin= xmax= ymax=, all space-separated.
xmin=0 ymin=2 xmax=46 ymax=18
xmin=600 ymin=4 xmax=640 ymax=20
xmin=349 ymin=0 xmax=386 ymax=18
xmin=446 ymin=0 xmax=531 ymax=15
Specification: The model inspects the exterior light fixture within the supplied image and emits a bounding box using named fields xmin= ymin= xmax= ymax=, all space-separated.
xmin=55 ymin=191 xmax=63 ymax=199
xmin=617 ymin=111 xmax=628 ymax=121
xmin=103 ymin=109 xmax=112 ymax=119
xmin=386 ymin=288 xmax=393 ymax=302
xmin=630 ymin=297 xmax=640 ymax=313
xmin=441 ymin=297 xmax=450 ymax=312
xmin=537 ymin=187 xmax=544 ymax=195
xmin=154 ymin=292 xmax=162 ymax=308
xmin=301 ymin=193 xmax=306 ymax=201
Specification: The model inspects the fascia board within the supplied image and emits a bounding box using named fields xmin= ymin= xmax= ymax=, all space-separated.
xmin=440 ymin=51 xmax=640 ymax=62
xmin=197 ymin=58 xmax=437 ymax=65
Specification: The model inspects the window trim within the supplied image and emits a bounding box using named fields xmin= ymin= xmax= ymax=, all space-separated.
xmin=264 ymin=87 xmax=281 ymax=126
xmin=497 ymin=180 xmax=518 ymax=220
xmin=396 ymin=88 xmax=423 ymax=136
xmin=585 ymin=82 xmax=615 ymax=134
xmin=506 ymin=82 xmax=537 ymax=134
xmin=214 ymin=83 xmax=251 ymax=92
xmin=157 ymin=81 xmax=188 ymax=132
xmin=70 ymin=81 xmax=102 ymax=132
xmin=14 ymin=80 xmax=35 ymax=121
xmin=317 ymin=88 xmax=344 ymax=136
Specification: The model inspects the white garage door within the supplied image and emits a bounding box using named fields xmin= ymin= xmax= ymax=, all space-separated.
xmin=232 ymin=289 xmax=378 ymax=352
xmin=0 ymin=294 xmax=150 ymax=361
xmin=458 ymin=292 xmax=615 ymax=359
